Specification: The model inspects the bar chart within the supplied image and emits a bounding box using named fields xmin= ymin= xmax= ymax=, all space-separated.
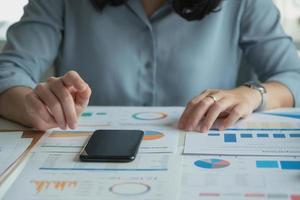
xmin=256 ymin=160 xmax=300 ymax=170
xmin=184 ymin=130 xmax=300 ymax=156
xmin=206 ymin=132 xmax=300 ymax=144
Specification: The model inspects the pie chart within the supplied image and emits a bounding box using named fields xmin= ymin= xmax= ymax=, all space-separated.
xmin=194 ymin=159 xmax=230 ymax=169
xmin=132 ymin=112 xmax=167 ymax=120
xmin=143 ymin=131 xmax=164 ymax=140
xmin=109 ymin=182 xmax=151 ymax=196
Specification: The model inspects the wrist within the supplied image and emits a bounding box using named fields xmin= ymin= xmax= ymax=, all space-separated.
xmin=242 ymin=82 xmax=267 ymax=112
xmin=0 ymin=87 xmax=33 ymax=125
xmin=233 ymin=86 xmax=262 ymax=111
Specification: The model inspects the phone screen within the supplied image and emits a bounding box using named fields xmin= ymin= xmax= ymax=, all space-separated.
xmin=80 ymin=130 xmax=144 ymax=162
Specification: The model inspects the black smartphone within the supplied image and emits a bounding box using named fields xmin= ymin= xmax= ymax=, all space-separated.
xmin=79 ymin=129 xmax=144 ymax=162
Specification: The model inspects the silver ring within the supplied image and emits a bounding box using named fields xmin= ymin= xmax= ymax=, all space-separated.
xmin=208 ymin=95 xmax=217 ymax=103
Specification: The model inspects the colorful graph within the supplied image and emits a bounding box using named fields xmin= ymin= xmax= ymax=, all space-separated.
xmin=194 ymin=159 xmax=230 ymax=169
xmin=109 ymin=182 xmax=151 ymax=196
xmin=132 ymin=112 xmax=167 ymax=120
xmin=256 ymin=160 xmax=300 ymax=170
xmin=31 ymin=180 xmax=78 ymax=193
xmin=48 ymin=131 xmax=91 ymax=138
xmin=143 ymin=131 xmax=164 ymax=140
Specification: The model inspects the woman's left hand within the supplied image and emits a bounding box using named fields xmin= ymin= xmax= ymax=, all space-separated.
xmin=178 ymin=86 xmax=263 ymax=132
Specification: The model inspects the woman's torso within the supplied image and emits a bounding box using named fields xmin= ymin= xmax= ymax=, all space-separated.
xmin=56 ymin=0 xmax=244 ymax=106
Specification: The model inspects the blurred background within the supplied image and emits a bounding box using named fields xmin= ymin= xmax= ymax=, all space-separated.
xmin=0 ymin=0 xmax=299 ymax=51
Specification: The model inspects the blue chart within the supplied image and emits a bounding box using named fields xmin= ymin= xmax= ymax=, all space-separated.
xmin=256 ymin=160 xmax=300 ymax=170
xmin=263 ymin=112 xmax=300 ymax=120
xmin=81 ymin=112 xmax=107 ymax=117
xmin=184 ymin=130 xmax=300 ymax=156
xmin=207 ymin=132 xmax=300 ymax=143
xmin=194 ymin=159 xmax=230 ymax=169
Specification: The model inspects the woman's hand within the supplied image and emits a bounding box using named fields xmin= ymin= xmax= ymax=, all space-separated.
xmin=25 ymin=71 xmax=91 ymax=130
xmin=178 ymin=86 xmax=262 ymax=132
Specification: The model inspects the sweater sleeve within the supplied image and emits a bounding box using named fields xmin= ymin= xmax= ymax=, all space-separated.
xmin=240 ymin=0 xmax=300 ymax=107
xmin=0 ymin=0 xmax=64 ymax=94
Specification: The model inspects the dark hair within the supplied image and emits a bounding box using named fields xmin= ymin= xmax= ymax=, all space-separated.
xmin=90 ymin=0 xmax=221 ymax=21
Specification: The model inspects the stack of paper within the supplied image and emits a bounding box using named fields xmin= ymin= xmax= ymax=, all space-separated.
xmin=3 ymin=107 xmax=300 ymax=200
xmin=3 ymin=107 xmax=184 ymax=200
xmin=0 ymin=132 xmax=32 ymax=177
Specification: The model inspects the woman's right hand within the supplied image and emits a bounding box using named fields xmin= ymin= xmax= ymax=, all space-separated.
xmin=25 ymin=71 xmax=91 ymax=130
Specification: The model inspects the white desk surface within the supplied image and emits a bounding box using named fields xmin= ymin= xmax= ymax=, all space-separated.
xmin=0 ymin=107 xmax=299 ymax=199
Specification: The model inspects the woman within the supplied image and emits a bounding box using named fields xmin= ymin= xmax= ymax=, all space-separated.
xmin=0 ymin=0 xmax=299 ymax=132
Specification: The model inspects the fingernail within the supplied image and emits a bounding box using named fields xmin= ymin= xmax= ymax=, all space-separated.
xmin=59 ymin=123 xmax=65 ymax=130
xmin=70 ymin=122 xmax=77 ymax=129
xmin=58 ymin=123 xmax=65 ymax=130
xmin=72 ymin=123 xmax=77 ymax=129
xmin=80 ymin=84 xmax=88 ymax=92
xmin=219 ymin=126 xmax=225 ymax=131
xmin=186 ymin=126 xmax=194 ymax=132
xmin=69 ymin=124 xmax=74 ymax=130
xmin=200 ymin=126 xmax=208 ymax=133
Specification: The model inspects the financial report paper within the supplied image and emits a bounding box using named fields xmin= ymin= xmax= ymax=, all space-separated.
xmin=180 ymin=155 xmax=300 ymax=200
xmin=3 ymin=152 xmax=182 ymax=200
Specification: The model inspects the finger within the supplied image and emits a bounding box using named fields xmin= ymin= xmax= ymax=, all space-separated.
xmin=61 ymin=71 xmax=86 ymax=91
xmin=199 ymin=97 xmax=237 ymax=133
xmin=218 ymin=110 xmax=231 ymax=118
xmin=75 ymin=84 xmax=92 ymax=117
xmin=179 ymin=90 xmax=212 ymax=129
xmin=25 ymin=93 xmax=58 ymax=130
xmin=49 ymin=80 xmax=77 ymax=129
xmin=184 ymin=92 xmax=225 ymax=131
xmin=34 ymin=83 xmax=66 ymax=129
xmin=75 ymin=84 xmax=92 ymax=107
xmin=181 ymin=97 xmax=214 ymax=131
xmin=218 ymin=105 xmax=247 ymax=131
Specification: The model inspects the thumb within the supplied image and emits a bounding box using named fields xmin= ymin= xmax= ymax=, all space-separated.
xmin=75 ymin=84 xmax=91 ymax=112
